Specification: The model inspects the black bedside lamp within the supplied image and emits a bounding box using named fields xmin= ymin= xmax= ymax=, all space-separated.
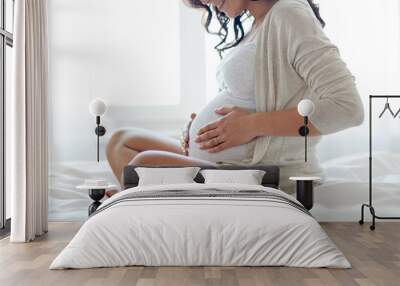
xmin=89 ymin=98 xmax=107 ymax=162
xmin=290 ymin=99 xmax=320 ymax=211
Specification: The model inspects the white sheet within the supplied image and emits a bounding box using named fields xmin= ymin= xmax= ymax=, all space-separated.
xmin=50 ymin=183 xmax=350 ymax=269
xmin=313 ymin=151 xmax=400 ymax=221
xmin=49 ymin=161 xmax=119 ymax=221
xmin=49 ymin=152 xmax=400 ymax=222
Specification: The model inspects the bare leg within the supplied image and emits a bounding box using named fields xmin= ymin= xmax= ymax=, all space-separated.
xmin=106 ymin=127 xmax=215 ymax=184
xmin=129 ymin=150 xmax=215 ymax=167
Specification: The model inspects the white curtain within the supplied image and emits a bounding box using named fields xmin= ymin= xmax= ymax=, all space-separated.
xmin=10 ymin=0 xmax=49 ymax=242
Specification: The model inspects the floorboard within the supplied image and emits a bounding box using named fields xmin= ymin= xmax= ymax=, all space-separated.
xmin=0 ymin=222 xmax=399 ymax=286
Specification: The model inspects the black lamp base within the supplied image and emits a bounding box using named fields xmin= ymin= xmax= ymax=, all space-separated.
xmin=296 ymin=180 xmax=314 ymax=210
xmin=88 ymin=188 xmax=106 ymax=216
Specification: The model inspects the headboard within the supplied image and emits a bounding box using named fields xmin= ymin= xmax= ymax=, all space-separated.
xmin=123 ymin=165 xmax=280 ymax=190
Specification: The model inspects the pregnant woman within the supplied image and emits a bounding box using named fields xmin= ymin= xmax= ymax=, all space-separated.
xmin=106 ymin=0 xmax=364 ymax=193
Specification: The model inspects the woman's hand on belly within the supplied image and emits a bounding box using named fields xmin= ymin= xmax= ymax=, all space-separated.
xmin=195 ymin=106 xmax=257 ymax=153
xmin=180 ymin=113 xmax=197 ymax=156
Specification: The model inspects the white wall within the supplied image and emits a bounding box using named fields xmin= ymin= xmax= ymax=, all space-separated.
xmin=48 ymin=0 xmax=206 ymax=162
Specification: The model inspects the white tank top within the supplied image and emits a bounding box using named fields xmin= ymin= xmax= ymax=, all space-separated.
xmin=188 ymin=35 xmax=258 ymax=163
xmin=215 ymin=39 xmax=257 ymax=109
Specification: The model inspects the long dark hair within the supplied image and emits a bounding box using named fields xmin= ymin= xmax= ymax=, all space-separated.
xmin=184 ymin=0 xmax=325 ymax=56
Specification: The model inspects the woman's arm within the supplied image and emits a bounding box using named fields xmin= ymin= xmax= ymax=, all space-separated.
xmin=195 ymin=106 xmax=320 ymax=153
xmin=283 ymin=5 xmax=365 ymax=135
xmin=249 ymin=108 xmax=320 ymax=137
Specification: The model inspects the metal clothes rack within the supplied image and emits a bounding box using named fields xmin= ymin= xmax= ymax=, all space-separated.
xmin=359 ymin=95 xmax=400 ymax=230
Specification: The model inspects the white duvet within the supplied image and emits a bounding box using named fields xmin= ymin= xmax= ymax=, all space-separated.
xmin=50 ymin=183 xmax=350 ymax=269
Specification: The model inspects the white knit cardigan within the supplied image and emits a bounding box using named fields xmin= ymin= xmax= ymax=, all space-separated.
xmin=249 ymin=0 xmax=364 ymax=192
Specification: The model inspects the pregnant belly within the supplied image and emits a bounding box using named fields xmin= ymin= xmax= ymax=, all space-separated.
xmin=188 ymin=93 xmax=255 ymax=163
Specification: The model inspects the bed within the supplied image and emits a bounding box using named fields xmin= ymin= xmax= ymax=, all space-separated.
xmin=50 ymin=165 xmax=351 ymax=269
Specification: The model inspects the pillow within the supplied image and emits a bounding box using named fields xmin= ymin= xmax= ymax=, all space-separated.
xmin=200 ymin=169 xmax=266 ymax=185
xmin=135 ymin=167 xmax=201 ymax=186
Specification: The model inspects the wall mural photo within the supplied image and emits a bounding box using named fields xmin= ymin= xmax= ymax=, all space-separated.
xmin=47 ymin=0 xmax=400 ymax=225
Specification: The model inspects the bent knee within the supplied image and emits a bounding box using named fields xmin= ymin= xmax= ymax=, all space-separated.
xmin=129 ymin=151 xmax=163 ymax=166
xmin=106 ymin=128 xmax=143 ymax=157
xmin=106 ymin=129 xmax=126 ymax=159
xmin=129 ymin=150 xmax=183 ymax=166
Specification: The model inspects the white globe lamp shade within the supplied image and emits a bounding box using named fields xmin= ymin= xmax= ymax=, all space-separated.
xmin=297 ymin=99 xmax=315 ymax=117
xmin=89 ymin=98 xmax=107 ymax=117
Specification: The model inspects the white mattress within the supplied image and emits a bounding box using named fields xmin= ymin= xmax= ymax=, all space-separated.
xmin=49 ymin=152 xmax=400 ymax=222
xmin=50 ymin=183 xmax=351 ymax=269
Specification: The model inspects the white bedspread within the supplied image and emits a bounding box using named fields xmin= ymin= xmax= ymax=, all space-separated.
xmin=50 ymin=183 xmax=350 ymax=269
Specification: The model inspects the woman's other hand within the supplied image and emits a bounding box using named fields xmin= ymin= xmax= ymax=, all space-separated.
xmin=195 ymin=106 xmax=257 ymax=153
xmin=180 ymin=113 xmax=197 ymax=156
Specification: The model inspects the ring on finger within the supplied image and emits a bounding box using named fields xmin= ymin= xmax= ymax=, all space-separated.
xmin=211 ymin=136 xmax=223 ymax=146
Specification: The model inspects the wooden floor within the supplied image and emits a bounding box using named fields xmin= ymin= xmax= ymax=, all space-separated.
xmin=0 ymin=222 xmax=399 ymax=286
